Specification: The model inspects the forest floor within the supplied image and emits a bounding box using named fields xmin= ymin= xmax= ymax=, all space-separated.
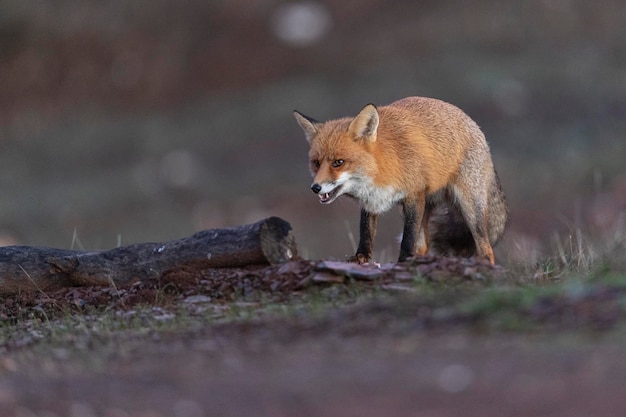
xmin=2 ymin=255 xmax=626 ymax=416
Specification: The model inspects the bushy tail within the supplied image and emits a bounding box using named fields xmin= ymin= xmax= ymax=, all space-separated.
xmin=429 ymin=171 xmax=508 ymax=257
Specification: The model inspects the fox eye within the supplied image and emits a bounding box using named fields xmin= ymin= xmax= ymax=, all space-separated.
xmin=332 ymin=159 xmax=344 ymax=168
xmin=312 ymin=159 xmax=320 ymax=168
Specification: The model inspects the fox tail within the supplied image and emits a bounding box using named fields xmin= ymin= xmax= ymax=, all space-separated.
xmin=429 ymin=171 xmax=508 ymax=257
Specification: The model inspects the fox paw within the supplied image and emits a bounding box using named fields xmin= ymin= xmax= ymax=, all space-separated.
xmin=347 ymin=253 xmax=370 ymax=264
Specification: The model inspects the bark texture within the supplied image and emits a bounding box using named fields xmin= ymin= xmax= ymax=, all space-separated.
xmin=0 ymin=217 xmax=297 ymax=295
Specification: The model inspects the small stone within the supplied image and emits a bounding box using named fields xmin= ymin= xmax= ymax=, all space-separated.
xmin=183 ymin=295 xmax=212 ymax=304
xmin=381 ymin=284 xmax=416 ymax=292
xmin=347 ymin=268 xmax=384 ymax=281
xmin=311 ymin=272 xmax=345 ymax=284
xmin=315 ymin=261 xmax=384 ymax=281
xmin=394 ymin=271 xmax=416 ymax=282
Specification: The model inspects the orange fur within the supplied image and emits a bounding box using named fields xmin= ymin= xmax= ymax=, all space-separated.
xmin=294 ymin=97 xmax=508 ymax=264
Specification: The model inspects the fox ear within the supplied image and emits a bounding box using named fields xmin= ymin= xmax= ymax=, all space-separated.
xmin=293 ymin=110 xmax=319 ymax=143
xmin=349 ymin=104 xmax=379 ymax=142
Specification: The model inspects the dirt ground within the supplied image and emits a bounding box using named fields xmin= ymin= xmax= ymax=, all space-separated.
xmin=4 ymin=330 xmax=626 ymax=417
xmin=1 ymin=258 xmax=626 ymax=417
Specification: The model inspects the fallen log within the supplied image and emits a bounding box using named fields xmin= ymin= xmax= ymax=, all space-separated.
xmin=0 ymin=217 xmax=297 ymax=295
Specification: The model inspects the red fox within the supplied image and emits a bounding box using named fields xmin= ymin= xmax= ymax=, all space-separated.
xmin=294 ymin=96 xmax=508 ymax=264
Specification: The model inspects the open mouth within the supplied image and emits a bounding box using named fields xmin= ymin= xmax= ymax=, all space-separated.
xmin=319 ymin=185 xmax=342 ymax=204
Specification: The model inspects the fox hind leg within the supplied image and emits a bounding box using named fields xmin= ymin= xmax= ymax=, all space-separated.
xmin=452 ymin=185 xmax=495 ymax=264
xmin=472 ymin=215 xmax=495 ymax=264
xmin=415 ymin=201 xmax=435 ymax=256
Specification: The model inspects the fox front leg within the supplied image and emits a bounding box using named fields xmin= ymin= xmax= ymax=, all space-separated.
xmin=399 ymin=197 xmax=426 ymax=262
xmin=351 ymin=208 xmax=378 ymax=264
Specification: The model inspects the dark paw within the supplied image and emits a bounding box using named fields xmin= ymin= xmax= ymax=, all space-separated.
xmin=347 ymin=253 xmax=370 ymax=264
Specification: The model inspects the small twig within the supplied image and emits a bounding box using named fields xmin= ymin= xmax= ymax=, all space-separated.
xmin=71 ymin=227 xmax=85 ymax=251
xmin=107 ymin=275 xmax=121 ymax=295
xmin=18 ymin=264 xmax=49 ymax=298
xmin=344 ymin=220 xmax=357 ymax=253
xmin=18 ymin=264 xmax=60 ymax=308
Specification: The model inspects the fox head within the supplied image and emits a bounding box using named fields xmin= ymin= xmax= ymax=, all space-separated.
xmin=293 ymin=104 xmax=380 ymax=205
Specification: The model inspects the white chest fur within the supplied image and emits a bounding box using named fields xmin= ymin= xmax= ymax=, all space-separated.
xmin=343 ymin=173 xmax=406 ymax=214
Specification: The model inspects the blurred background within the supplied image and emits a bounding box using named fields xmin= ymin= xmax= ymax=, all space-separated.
xmin=0 ymin=0 xmax=624 ymax=265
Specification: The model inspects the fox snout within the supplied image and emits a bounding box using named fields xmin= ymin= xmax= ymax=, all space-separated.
xmin=310 ymin=180 xmax=343 ymax=204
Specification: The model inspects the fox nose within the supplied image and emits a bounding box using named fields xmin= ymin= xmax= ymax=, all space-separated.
xmin=311 ymin=183 xmax=322 ymax=194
